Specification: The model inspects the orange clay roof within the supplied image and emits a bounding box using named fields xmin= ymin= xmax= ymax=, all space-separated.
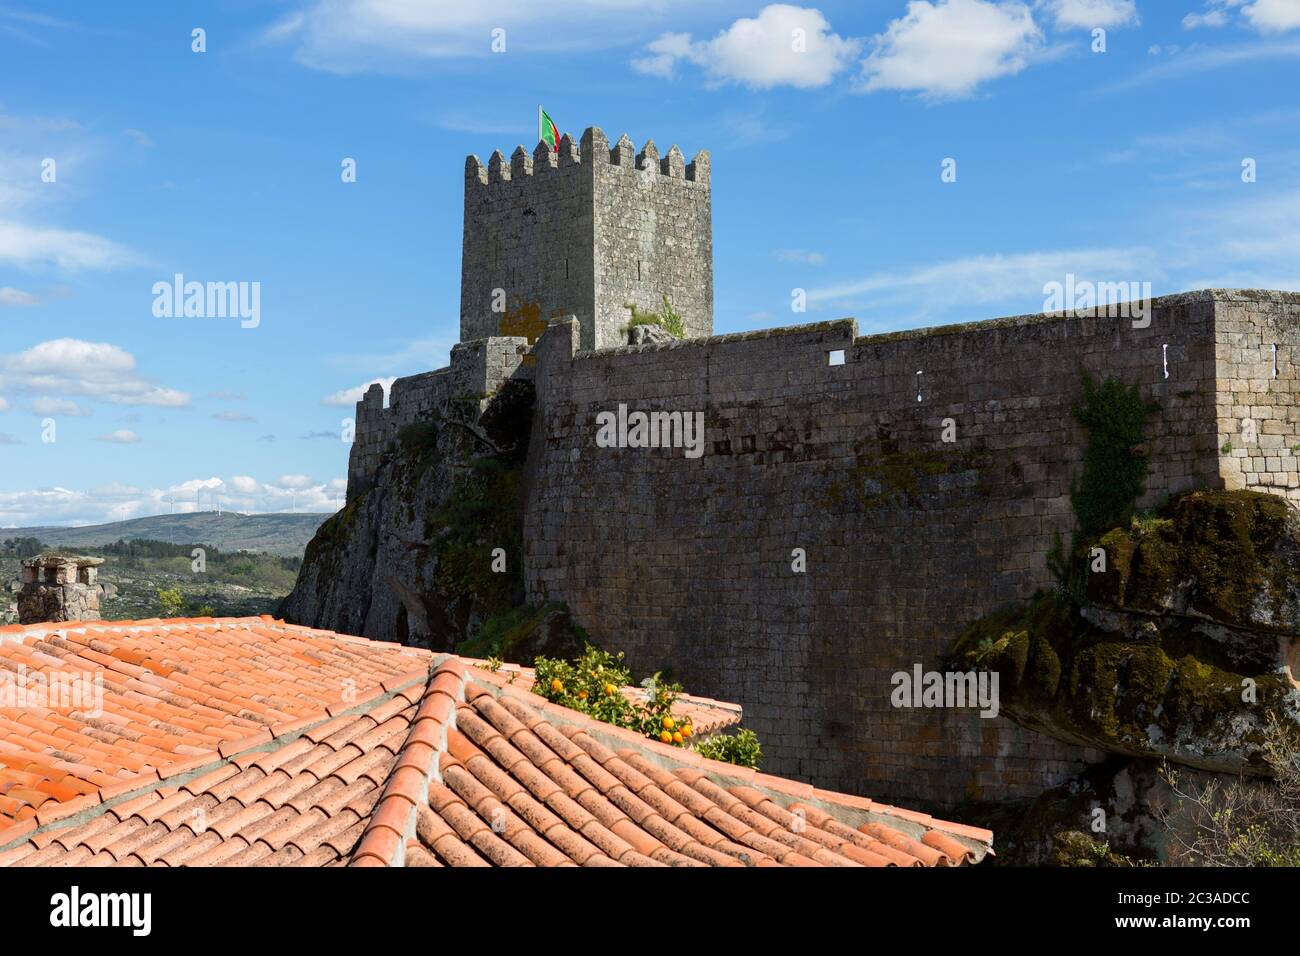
xmin=0 ymin=616 xmax=993 ymax=867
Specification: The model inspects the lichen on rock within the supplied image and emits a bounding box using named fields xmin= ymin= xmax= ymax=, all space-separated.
xmin=948 ymin=489 xmax=1300 ymax=777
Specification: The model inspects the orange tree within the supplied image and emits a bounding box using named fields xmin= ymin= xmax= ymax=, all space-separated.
xmin=533 ymin=645 xmax=693 ymax=746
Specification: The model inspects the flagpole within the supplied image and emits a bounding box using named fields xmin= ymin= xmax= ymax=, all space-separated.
xmin=538 ymin=104 xmax=542 ymax=149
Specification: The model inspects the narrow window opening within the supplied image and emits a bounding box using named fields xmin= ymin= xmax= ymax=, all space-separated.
xmin=1273 ymin=343 xmax=1280 ymax=378
xmin=1162 ymin=343 xmax=1169 ymax=380
xmin=637 ymin=260 xmax=642 ymax=282
xmin=916 ymin=370 xmax=923 ymax=403
xmin=827 ymin=349 xmax=845 ymax=366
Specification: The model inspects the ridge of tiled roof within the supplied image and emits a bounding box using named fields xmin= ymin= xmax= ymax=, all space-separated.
xmin=349 ymin=656 xmax=992 ymax=868
xmin=0 ymin=616 xmax=993 ymax=867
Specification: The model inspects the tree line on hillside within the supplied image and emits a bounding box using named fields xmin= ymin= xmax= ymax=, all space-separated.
xmin=2 ymin=537 xmax=302 ymax=581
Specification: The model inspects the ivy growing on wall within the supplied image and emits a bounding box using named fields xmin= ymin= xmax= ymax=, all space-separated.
xmin=1070 ymin=371 xmax=1159 ymax=536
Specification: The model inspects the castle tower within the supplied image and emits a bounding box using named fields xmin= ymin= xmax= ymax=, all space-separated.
xmin=461 ymin=127 xmax=712 ymax=351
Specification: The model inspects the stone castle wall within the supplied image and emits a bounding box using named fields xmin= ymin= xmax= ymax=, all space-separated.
xmin=1216 ymin=296 xmax=1300 ymax=497
xmin=460 ymin=128 xmax=711 ymax=351
xmin=519 ymin=290 xmax=1300 ymax=807
xmin=347 ymin=337 xmax=532 ymax=498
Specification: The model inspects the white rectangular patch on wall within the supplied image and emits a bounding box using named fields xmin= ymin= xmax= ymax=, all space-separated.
xmin=828 ymin=349 xmax=845 ymax=366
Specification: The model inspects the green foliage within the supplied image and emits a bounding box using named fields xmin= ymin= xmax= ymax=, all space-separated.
xmin=693 ymin=728 xmax=763 ymax=770
xmin=1070 ymin=371 xmax=1158 ymax=536
xmin=1160 ymin=716 xmax=1300 ymax=866
xmin=625 ymin=295 xmax=686 ymax=339
xmin=458 ymin=605 xmax=546 ymax=659
xmin=96 ymin=538 xmax=300 ymax=588
xmin=532 ymin=645 xmax=694 ymax=746
xmin=1050 ymin=830 xmax=1148 ymax=867
xmin=455 ymin=602 xmax=588 ymax=662
xmin=398 ymin=421 xmax=440 ymax=462
xmin=157 ymin=587 xmax=216 ymax=619
xmin=157 ymin=587 xmax=185 ymax=618
xmin=427 ymin=457 xmax=523 ymax=618
xmin=478 ymin=379 xmax=536 ymax=465
xmin=0 ymin=536 xmax=44 ymax=558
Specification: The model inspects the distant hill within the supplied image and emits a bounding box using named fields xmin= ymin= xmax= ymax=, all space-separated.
xmin=5 ymin=511 xmax=330 ymax=557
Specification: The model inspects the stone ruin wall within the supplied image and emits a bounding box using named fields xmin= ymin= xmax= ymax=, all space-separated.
xmin=346 ymin=337 xmax=533 ymax=498
xmin=520 ymin=290 xmax=1300 ymax=807
xmin=460 ymin=128 xmax=711 ymax=352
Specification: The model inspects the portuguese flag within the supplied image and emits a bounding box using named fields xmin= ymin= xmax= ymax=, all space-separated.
xmin=539 ymin=106 xmax=560 ymax=153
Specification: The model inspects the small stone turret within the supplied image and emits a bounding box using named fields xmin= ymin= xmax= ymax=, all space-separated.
xmin=18 ymin=554 xmax=104 ymax=624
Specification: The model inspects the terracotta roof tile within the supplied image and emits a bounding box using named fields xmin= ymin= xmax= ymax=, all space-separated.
xmin=0 ymin=618 xmax=992 ymax=867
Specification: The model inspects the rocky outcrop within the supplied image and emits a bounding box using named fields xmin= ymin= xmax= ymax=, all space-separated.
xmin=280 ymin=380 xmax=534 ymax=650
xmin=948 ymin=490 xmax=1300 ymax=777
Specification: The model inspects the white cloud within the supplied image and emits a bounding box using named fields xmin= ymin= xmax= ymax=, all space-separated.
xmin=0 ymin=338 xmax=192 ymax=408
xmin=807 ymin=246 xmax=1159 ymax=325
xmin=774 ymin=248 xmax=827 ymax=265
xmin=1099 ymin=35 xmax=1300 ymax=91
xmin=0 ymin=286 xmax=37 ymax=306
xmin=229 ymin=475 xmax=260 ymax=494
xmin=1184 ymin=0 xmax=1300 ymax=32
xmin=633 ymin=5 xmax=862 ymax=89
xmin=213 ymin=410 xmax=257 ymax=422
xmin=859 ymin=0 xmax=1045 ymax=99
xmin=321 ymin=376 xmax=395 ymax=407
xmin=31 ymin=397 xmax=87 ymax=417
xmin=632 ymin=32 xmax=694 ymax=78
xmin=0 ymin=220 xmax=140 ymax=271
xmin=122 ymin=128 xmax=154 ymax=148
xmin=96 ymin=429 xmax=141 ymax=444
xmin=1183 ymin=7 xmax=1229 ymax=28
xmin=264 ymin=0 xmax=701 ymax=73
xmin=0 ymin=396 xmax=9 ymax=412
xmin=0 ymin=474 xmax=345 ymax=526
xmin=1043 ymin=0 xmax=1138 ymax=29
xmin=1242 ymin=0 xmax=1300 ymax=31
xmin=803 ymin=187 xmax=1300 ymax=327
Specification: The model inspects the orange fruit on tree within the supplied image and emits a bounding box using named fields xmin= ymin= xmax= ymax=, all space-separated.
xmin=577 ymin=690 xmax=588 ymax=700
xmin=659 ymin=731 xmax=673 ymax=744
xmin=603 ymin=683 xmax=617 ymax=696
xmin=662 ymin=716 xmax=675 ymax=730
xmin=680 ymin=724 xmax=693 ymax=739
xmin=672 ymin=732 xmax=684 ymax=744
xmin=550 ymin=678 xmax=564 ymax=693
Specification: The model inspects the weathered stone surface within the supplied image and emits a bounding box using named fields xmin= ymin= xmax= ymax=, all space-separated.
xmin=627 ymin=322 xmax=676 ymax=346
xmin=327 ymin=265 xmax=1300 ymax=807
xmin=283 ymin=355 xmax=536 ymax=650
xmin=18 ymin=554 xmax=104 ymax=624
xmin=521 ymin=291 xmax=1300 ymax=805
xmin=949 ymin=490 xmax=1300 ymax=777
xmin=461 ymin=127 xmax=712 ymax=350
xmin=1085 ymin=489 xmax=1300 ymax=632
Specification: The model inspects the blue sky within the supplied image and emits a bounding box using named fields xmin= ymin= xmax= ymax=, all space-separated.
xmin=1 ymin=0 xmax=1298 ymax=527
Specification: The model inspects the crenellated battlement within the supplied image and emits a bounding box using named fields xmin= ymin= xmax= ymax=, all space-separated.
xmin=461 ymin=126 xmax=713 ymax=351
xmin=465 ymin=127 xmax=710 ymax=187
